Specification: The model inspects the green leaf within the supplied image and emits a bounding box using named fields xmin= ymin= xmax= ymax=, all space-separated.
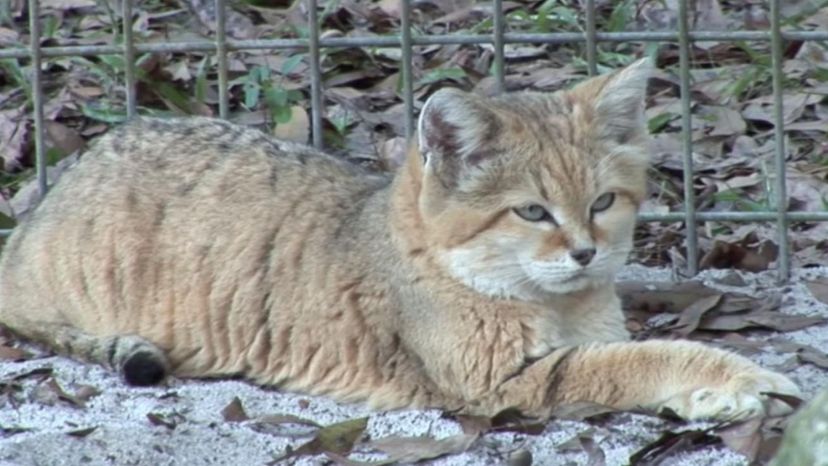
xmin=98 ymin=54 xmax=126 ymax=72
xmin=286 ymin=90 xmax=304 ymax=103
xmin=648 ymin=112 xmax=679 ymax=133
xmin=194 ymin=56 xmax=210 ymax=104
xmin=80 ymin=103 xmax=127 ymax=124
xmin=244 ymin=82 xmax=261 ymax=109
xmin=0 ymin=211 xmax=16 ymax=229
xmin=271 ymin=417 xmax=368 ymax=463
xmin=280 ymin=54 xmax=304 ymax=75
xmin=152 ymin=81 xmax=193 ymax=113
xmin=606 ymin=0 xmax=635 ymax=33
xmin=264 ymin=87 xmax=289 ymax=109
xmin=273 ymin=104 xmax=293 ymax=124
xmin=416 ymin=67 xmax=467 ymax=87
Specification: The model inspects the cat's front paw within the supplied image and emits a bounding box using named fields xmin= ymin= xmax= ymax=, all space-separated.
xmin=661 ymin=369 xmax=801 ymax=421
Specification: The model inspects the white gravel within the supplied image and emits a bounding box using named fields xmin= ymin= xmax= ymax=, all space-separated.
xmin=1 ymin=265 xmax=827 ymax=466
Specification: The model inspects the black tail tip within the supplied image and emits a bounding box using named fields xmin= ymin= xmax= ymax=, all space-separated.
xmin=122 ymin=351 xmax=167 ymax=386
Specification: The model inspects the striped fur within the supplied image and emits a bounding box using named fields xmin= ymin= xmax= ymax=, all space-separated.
xmin=0 ymin=60 xmax=799 ymax=419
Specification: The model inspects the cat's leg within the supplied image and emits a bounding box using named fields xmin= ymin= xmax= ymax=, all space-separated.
xmin=5 ymin=319 xmax=169 ymax=386
xmin=484 ymin=340 xmax=800 ymax=421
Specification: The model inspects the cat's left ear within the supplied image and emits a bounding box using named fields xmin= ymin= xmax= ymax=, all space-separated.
xmin=573 ymin=57 xmax=653 ymax=143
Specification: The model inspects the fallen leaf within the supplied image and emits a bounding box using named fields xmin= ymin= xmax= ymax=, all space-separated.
xmin=764 ymin=392 xmax=804 ymax=410
xmin=44 ymin=121 xmax=86 ymax=158
xmin=272 ymin=106 xmax=310 ymax=144
xmin=43 ymin=378 xmax=86 ymax=408
xmin=66 ymin=426 xmax=97 ymax=438
xmin=618 ymin=281 xmax=719 ymax=314
xmin=40 ymin=0 xmax=96 ymax=10
xmin=221 ymin=396 xmax=249 ymax=422
xmin=699 ymin=312 xmax=826 ymax=333
xmin=805 ymin=279 xmax=828 ymax=305
xmin=10 ymin=367 xmax=52 ymax=381
xmin=629 ymin=426 xmax=720 ymax=465
xmin=366 ymin=434 xmax=478 ymax=463
xmin=147 ymin=412 xmax=178 ymax=430
xmin=507 ymin=448 xmax=533 ymax=466
xmin=272 ymin=417 xmax=368 ymax=463
xmin=669 ymin=294 xmax=723 ymax=336
xmin=74 ymin=385 xmax=101 ymax=402
xmin=0 ymin=109 xmax=28 ymax=171
xmin=450 ymin=407 xmax=545 ymax=436
xmin=580 ymin=436 xmax=607 ymax=466
xmin=256 ymin=413 xmax=321 ymax=428
xmin=717 ymin=418 xmax=763 ymax=461
xmin=0 ymin=345 xmax=29 ymax=361
xmin=700 ymin=240 xmax=779 ymax=273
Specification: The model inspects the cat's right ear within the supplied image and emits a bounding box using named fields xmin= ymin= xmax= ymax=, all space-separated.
xmin=417 ymin=88 xmax=501 ymax=172
xmin=417 ymin=88 xmax=464 ymax=164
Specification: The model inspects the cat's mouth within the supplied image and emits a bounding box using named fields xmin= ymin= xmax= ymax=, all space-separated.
xmin=536 ymin=271 xmax=595 ymax=294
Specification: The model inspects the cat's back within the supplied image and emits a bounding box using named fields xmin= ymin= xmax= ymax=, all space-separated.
xmin=0 ymin=117 xmax=389 ymax=334
xmin=57 ymin=116 xmax=382 ymax=208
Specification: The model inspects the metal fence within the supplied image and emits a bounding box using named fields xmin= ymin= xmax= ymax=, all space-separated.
xmin=3 ymin=0 xmax=828 ymax=281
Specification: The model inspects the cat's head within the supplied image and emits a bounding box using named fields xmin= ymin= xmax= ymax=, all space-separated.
xmin=414 ymin=58 xmax=651 ymax=300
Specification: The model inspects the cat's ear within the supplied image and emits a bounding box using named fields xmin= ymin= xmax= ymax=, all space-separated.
xmin=573 ymin=57 xmax=652 ymax=143
xmin=417 ymin=88 xmax=501 ymax=176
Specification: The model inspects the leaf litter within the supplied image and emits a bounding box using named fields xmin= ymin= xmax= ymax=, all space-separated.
xmin=2 ymin=0 xmax=828 ymax=464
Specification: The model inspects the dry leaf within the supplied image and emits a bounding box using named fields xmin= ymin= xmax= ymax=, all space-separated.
xmin=147 ymin=412 xmax=178 ymax=430
xmin=74 ymin=384 xmax=101 ymax=402
xmin=221 ymin=396 xmax=249 ymax=422
xmin=699 ymin=312 xmax=824 ymax=332
xmin=66 ymin=426 xmax=97 ymax=438
xmin=0 ymin=345 xmax=29 ymax=361
xmin=272 ymin=106 xmax=310 ymax=144
xmin=717 ymin=418 xmax=763 ymax=461
xmin=670 ymin=294 xmax=722 ymax=336
xmin=450 ymin=407 xmax=545 ymax=436
xmin=629 ymin=426 xmax=720 ymax=465
xmin=805 ymin=279 xmax=828 ymax=305
xmin=44 ymin=121 xmax=86 ymax=157
xmin=580 ymin=436 xmax=607 ymax=466
xmin=367 ymin=434 xmax=478 ymax=464
xmin=699 ymin=240 xmax=778 ymax=273
xmin=271 ymin=417 xmax=368 ymax=463
xmin=256 ymin=413 xmax=321 ymax=428
xmin=507 ymin=448 xmax=533 ymax=466
xmin=43 ymin=378 xmax=86 ymax=408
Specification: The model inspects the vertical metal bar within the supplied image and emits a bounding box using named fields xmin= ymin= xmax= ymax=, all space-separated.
xmin=122 ymin=0 xmax=137 ymax=117
xmin=28 ymin=0 xmax=47 ymax=196
xmin=308 ymin=0 xmax=323 ymax=148
xmin=215 ymin=0 xmax=229 ymax=119
xmin=400 ymin=0 xmax=414 ymax=138
xmin=770 ymin=0 xmax=790 ymax=281
xmin=492 ymin=0 xmax=505 ymax=92
xmin=584 ymin=0 xmax=597 ymax=75
xmin=677 ymin=0 xmax=698 ymax=275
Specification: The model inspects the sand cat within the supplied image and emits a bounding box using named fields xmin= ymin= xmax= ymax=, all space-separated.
xmin=0 ymin=59 xmax=800 ymax=420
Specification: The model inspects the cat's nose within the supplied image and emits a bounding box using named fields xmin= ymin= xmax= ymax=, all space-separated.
xmin=570 ymin=248 xmax=596 ymax=266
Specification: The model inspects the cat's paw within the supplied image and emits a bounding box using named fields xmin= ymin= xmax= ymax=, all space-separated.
xmin=660 ymin=369 xmax=801 ymax=421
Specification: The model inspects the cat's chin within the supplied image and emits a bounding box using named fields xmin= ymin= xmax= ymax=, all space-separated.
xmin=536 ymin=274 xmax=600 ymax=295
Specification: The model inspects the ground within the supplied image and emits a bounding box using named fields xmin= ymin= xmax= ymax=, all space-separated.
xmin=1 ymin=264 xmax=826 ymax=466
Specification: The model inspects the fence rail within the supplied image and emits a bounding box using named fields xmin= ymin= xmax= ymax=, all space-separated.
xmin=3 ymin=0 xmax=822 ymax=281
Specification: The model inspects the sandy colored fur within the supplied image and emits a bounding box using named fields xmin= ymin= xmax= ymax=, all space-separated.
xmin=0 ymin=60 xmax=799 ymax=419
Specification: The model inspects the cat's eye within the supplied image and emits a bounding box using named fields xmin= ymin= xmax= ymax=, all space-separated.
xmin=591 ymin=193 xmax=616 ymax=213
xmin=514 ymin=204 xmax=554 ymax=223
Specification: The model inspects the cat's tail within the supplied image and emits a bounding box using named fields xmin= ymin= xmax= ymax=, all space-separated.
xmin=4 ymin=318 xmax=169 ymax=386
